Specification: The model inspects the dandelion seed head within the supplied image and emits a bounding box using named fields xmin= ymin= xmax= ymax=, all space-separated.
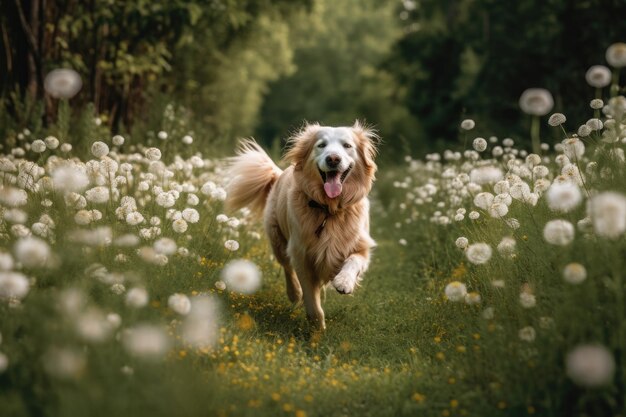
xmin=566 ymin=344 xmax=615 ymax=387
xmin=460 ymin=119 xmax=475 ymax=130
xmin=606 ymin=42 xmax=626 ymax=68
xmin=44 ymin=69 xmax=82 ymax=99
xmin=221 ymin=259 xmax=261 ymax=294
xmin=546 ymin=182 xmax=582 ymax=213
xmin=519 ymin=89 xmax=554 ymax=116
xmin=168 ymin=293 xmax=191 ymax=315
xmin=465 ymin=243 xmax=492 ymax=264
xmin=590 ymin=99 xmax=604 ymax=109
xmin=563 ymin=263 xmax=587 ymax=285
xmin=543 ymin=219 xmax=575 ymax=245
xmin=585 ymin=65 xmax=612 ymax=88
xmin=587 ymin=192 xmax=626 ymax=239
xmin=444 ymin=281 xmax=467 ymax=302
xmin=91 ymin=141 xmax=109 ymax=158
xmin=548 ymin=113 xmax=566 ymax=126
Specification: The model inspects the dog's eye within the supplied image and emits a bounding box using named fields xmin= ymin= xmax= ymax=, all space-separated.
xmin=317 ymin=143 xmax=326 ymax=148
xmin=343 ymin=143 xmax=353 ymax=149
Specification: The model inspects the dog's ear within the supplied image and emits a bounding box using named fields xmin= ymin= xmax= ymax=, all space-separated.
xmin=284 ymin=123 xmax=321 ymax=170
xmin=352 ymin=120 xmax=379 ymax=171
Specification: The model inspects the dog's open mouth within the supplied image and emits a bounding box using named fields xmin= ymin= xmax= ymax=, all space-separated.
xmin=319 ymin=165 xmax=352 ymax=199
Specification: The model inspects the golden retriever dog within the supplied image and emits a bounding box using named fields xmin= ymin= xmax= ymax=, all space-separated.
xmin=225 ymin=121 xmax=378 ymax=329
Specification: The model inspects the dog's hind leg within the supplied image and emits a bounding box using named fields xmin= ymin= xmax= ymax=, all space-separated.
xmin=267 ymin=223 xmax=302 ymax=303
xmin=300 ymin=274 xmax=325 ymax=331
xmin=283 ymin=266 xmax=302 ymax=304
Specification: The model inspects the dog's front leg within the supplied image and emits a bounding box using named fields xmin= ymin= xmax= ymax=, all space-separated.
xmin=332 ymin=250 xmax=370 ymax=295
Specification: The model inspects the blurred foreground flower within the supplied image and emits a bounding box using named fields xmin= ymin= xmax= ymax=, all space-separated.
xmin=587 ymin=192 xmax=626 ymax=239
xmin=606 ymin=42 xmax=626 ymax=68
xmin=519 ymin=88 xmax=553 ymax=154
xmin=44 ymin=69 xmax=82 ymax=99
xmin=445 ymin=281 xmax=467 ymax=302
xmin=182 ymin=296 xmax=220 ymax=348
xmin=585 ymin=65 xmax=612 ymax=88
xmin=519 ymin=88 xmax=554 ymax=116
xmin=122 ymin=324 xmax=170 ymax=359
xmin=221 ymin=259 xmax=261 ymax=294
xmin=566 ymin=344 xmax=615 ymax=387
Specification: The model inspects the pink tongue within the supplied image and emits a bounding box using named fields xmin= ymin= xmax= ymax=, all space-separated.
xmin=324 ymin=175 xmax=342 ymax=198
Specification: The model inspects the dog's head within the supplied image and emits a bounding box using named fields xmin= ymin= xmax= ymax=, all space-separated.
xmin=285 ymin=121 xmax=379 ymax=207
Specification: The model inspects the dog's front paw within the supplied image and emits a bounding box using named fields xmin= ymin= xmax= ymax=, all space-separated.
xmin=332 ymin=271 xmax=358 ymax=294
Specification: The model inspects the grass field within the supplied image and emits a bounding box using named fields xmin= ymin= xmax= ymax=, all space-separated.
xmin=1 ymin=88 xmax=626 ymax=416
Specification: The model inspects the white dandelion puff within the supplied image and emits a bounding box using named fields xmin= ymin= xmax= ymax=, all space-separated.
xmin=563 ymin=263 xmax=587 ymax=285
xmin=585 ymin=65 xmax=612 ymax=88
xmin=168 ymin=293 xmax=191 ymax=315
xmin=519 ymin=88 xmax=554 ymax=116
xmin=444 ymin=281 xmax=467 ymax=302
xmin=543 ymin=220 xmax=575 ymax=246
xmin=606 ymin=42 xmax=626 ymax=68
xmin=587 ymin=192 xmax=626 ymax=239
xmin=546 ymin=182 xmax=582 ymax=213
xmin=566 ymin=344 xmax=615 ymax=387
xmin=465 ymin=243 xmax=492 ymax=264
xmin=460 ymin=119 xmax=475 ymax=130
xmin=122 ymin=325 xmax=170 ymax=359
xmin=221 ymin=259 xmax=261 ymax=294
xmin=44 ymin=69 xmax=82 ymax=99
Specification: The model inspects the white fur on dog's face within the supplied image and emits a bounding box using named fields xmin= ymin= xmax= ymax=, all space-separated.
xmin=313 ymin=127 xmax=357 ymax=173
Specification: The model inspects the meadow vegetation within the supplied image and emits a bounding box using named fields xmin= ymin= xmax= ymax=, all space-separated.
xmin=1 ymin=42 xmax=626 ymax=416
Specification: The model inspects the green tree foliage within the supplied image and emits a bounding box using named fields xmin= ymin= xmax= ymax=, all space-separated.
xmin=388 ymin=0 xmax=626 ymax=146
xmin=255 ymin=0 xmax=420 ymax=155
xmin=0 ymin=0 xmax=310 ymax=136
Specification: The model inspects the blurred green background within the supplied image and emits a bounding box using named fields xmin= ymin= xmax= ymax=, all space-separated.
xmin=1 ymin=0 xmax=625 ymax=156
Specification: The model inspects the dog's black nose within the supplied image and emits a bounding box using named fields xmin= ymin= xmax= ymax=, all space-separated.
xmin=325 ymin=154 xmax=341 ymax=168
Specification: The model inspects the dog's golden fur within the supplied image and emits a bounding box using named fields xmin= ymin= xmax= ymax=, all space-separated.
xmin=226 ymin=121 xmax=378 ymax=329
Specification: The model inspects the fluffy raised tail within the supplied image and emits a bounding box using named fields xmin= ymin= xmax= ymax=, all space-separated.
xmin=225 ymin=139 xmax=282 ymax=217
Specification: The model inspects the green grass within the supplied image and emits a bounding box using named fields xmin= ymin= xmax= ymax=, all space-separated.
xmin=2 ymin=92 xmax=626 ymax=417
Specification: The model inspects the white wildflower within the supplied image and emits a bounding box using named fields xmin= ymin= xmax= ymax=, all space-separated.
xmin=85 ymin=186 xmax=110 ymax=204
xmin=519 ymin=292 xmax=536 ymax=308
xmin=182 ymin=208 xmax=200 ymax=223
xmin=221 ymin=259 xmax=261 ymax=294
xmin=543 ymin=219 xmax=575 ymax=245
xmin=168 ymin=293 xmax=191 ymax=315
xmin=444 ymin=281 xmax=467 ymax=302
xmin=44 ymin=68 xmax=82 ymax=98
xmin=125 ymin=288 xmax=149 ymax=308
xmin=52 ymin=165 xmax=89 ymax=193
xmin=0 ymin=272 xmax=30 ymax=300
xmin=548 ymin=113 xmax=566 ymax=126
xmin=585 ymin=65 xmax=612 ymax=88
xmin=546 ymin=182 xmax=582 ymax=213
xmin=563 ymin=263 xmax=587 ymax=285
xmin=472 ymin=137 xmax=487 ymax=152
xmin=518 ymin=326 xmax=536 ymax=342
xmin=122 ymin=325 xmax=170 ymax=359
xmin=224 ymin=240 xmax=239 ymax=251
xmin=14 ymin=237 xmax=50 ymax=268
xmin=566 ymin=344 xmax=615 ymax=387
xmin=45 ymin=136 xmax=59 ymax=149
xmin=460 ymin=119 xmax=475 ymax=130
xmin=606 ymin=42 xmax=626 ymax=68
xmin=172 ymin=219 xmax=188 ymax=233
xmin=587 ymin=192 xmax=626 ymax=239
xmin=465 ymin=243 xmax=492 ymax=264
xmin=519 ymin=88 xmax=554 ymax=116
xmin=112 ymin=135 xmax=125 ymax=146
xmin=91 ymin=141 xmax=109 ymax=158
xmin=497 ymin=237 xmax=516 ymax=257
